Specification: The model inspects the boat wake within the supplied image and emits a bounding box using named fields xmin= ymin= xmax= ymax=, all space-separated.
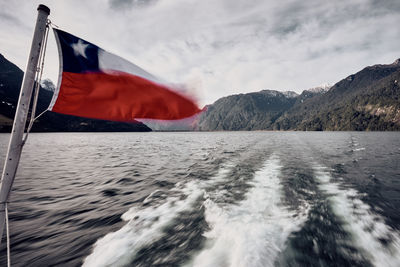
xmin=82 ymin=163 xmax=234 ymax=267
xmin=187 ymin=155 xmax=309 ymax=267
xmin=314 ymin=165 xmax=400 ymax=267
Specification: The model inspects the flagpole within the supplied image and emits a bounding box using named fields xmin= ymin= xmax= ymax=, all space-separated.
xmin=0 ymin=4 xmax=50 ymax=245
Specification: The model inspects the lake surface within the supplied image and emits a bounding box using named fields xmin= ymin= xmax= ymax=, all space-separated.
xmin=0 ymin=132 xmax=399 ymax=266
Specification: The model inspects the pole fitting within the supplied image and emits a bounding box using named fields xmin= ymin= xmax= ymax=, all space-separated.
xmin=37 ymin=4 xmax=50 ymax=15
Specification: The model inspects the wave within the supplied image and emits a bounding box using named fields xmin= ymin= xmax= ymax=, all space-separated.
xmin=187 ymin=155 xmax=309 ymax=267
xmin=314 ymin=165 xmax=400 ymax=267
xmin=82 ymin=163 xmax=234 ymax=267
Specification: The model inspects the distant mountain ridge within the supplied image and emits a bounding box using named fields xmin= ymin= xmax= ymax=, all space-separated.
xmin=196 ymin=59 xmax=400 ymax=131
xmin=305 ymin=84 xmax=332 ymax=94
xmin=2 ymin=52 xmax=399 ymax=132
xmin=196 ymin=89 xmax=303 ymax=131
xmin=0 ymin=53 xmax=151 ymax=132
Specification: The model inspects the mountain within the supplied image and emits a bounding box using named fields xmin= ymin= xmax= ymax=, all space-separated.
xmin=3 ymin=52 xmax=398 ymax=132
xmin=196 ymin=90 xmax=299 ymax=130
xmin=196 ymin=59 xmax=400 ymax=131
xmin=0 ymin=53 xmax=151 ymax=132
xmin=274 ymin=59 xmax=400 ymax=131
xmin=305 ymin=84 xmax=332 ymax=94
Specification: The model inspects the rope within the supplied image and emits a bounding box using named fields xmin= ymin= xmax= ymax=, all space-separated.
xmin=5 ymin=202 xmax=10 ymax=267
xmin=22 ymin=21 xmax=50 ymax=146
xmin=48 ymin=20 xmax=59 ymax=29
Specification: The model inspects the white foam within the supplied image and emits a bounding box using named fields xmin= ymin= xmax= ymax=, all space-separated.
xmin=187 ymin=156 xmax=308 ymax=267
xmin=314 ymin=165 xmax=400 ymax=267
xmin=83 ymin=163 xmax=234 ymax=267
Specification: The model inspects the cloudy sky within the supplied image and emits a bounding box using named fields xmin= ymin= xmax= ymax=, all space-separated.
xmin=0 ymin=0 xmax=399 ymax=105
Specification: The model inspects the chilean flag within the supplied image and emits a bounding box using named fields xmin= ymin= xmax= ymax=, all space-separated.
xmin=49 ymin=29 xmax=202 ymax=121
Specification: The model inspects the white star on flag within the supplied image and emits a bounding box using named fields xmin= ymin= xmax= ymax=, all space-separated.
xmin=71 ymin=39 xmax=89 ymax=59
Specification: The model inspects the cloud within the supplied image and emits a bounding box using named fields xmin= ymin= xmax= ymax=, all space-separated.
xmin=1 ymin=0 xmax=399 ymax=105
xmin=108 ymin=0 xmax=157 ymax=9
xmin=0 ymin=12 xmax=24 ymax=27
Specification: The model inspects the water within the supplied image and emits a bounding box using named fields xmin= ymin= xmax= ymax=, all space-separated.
xmin=0 ymin=132 xmax=399 ymax=266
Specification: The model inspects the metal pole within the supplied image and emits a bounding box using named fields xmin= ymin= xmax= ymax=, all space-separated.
xmin=0 ymin=4 xmax=50 ymax=245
